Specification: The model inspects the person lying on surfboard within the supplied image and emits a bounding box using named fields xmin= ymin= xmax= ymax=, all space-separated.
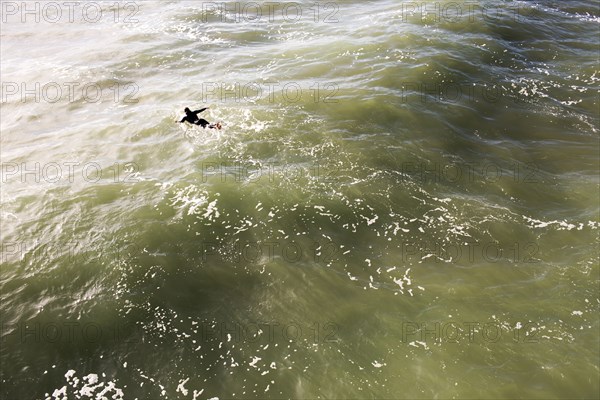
xmin=179 ymin=107 xmax=222 ymax=129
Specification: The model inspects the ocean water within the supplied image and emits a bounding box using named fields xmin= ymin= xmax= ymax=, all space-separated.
xmin=1 ymin=1 xmax=599 ymax=398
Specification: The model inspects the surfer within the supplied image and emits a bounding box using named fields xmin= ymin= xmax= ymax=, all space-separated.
xmin=179 ymin=107 xmax=222 ymax=129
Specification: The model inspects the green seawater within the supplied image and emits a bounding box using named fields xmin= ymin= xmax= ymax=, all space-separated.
xmin=1 ymin=1 xmax=599 ymax=399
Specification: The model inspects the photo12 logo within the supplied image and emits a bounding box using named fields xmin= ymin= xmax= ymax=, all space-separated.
xmin=401 ymin=320 xmax=540 ymax=345
xmin=1 ymin=241 xmax=77 ymax=266
xmin=200 ymin=238 xmax=341 ymax=265
xmin=400 ymin=161 xmax=542 ymax=184
xmin=1 ymin=1 xmax=140 ymax=24
xmin=199 ymin=2 xmax=339 ymax=23
xmin=399 ymin=81 xmax=528 ymax=105
xmin=191 ymin=321 xmax=339 ymax=344
xmin=398 ymin=2 xmax=539 ymax=23
xmin=1 ymin=320 xmax=140 ymax=344
xmin=1 ymin=238 xmax=131 ymax=270
xmin=112 ymin=238 xmax=342 ymax=267
xmin=1 ymin=161 xmax=140 ymax=184
xmin=199 ymin=161 xmax=322 ymax=183
xmin=401 ymin=241 xmax=540 ymax=264
xmin=200 ymin=82 xmax=338 ymax=104
xmin=1 ymin=81 xmax=139 ymax=104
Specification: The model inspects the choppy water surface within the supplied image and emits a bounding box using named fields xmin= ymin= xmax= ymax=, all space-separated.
xmin=1 ymin=1 xmax=599 ymax=399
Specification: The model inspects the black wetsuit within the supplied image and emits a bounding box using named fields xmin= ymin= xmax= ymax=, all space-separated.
xmin=179 ymin=107 xmax=217 ymax=128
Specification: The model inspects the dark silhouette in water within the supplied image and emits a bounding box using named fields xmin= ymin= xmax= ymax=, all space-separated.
xmin=179 ymin=107 xmax=221 ymax=129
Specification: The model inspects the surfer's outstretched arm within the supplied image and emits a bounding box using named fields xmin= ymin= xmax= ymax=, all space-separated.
xmin=193 ymin=107 xmax=208 ymax=114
